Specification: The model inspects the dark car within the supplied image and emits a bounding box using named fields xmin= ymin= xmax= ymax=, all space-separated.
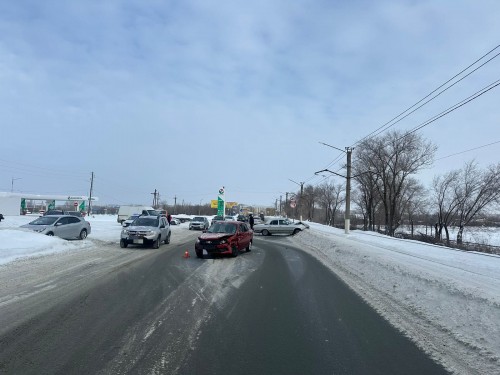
xmin=44 ymin=210 xmax=83 ymax=217
xmin=236 ymin=214 xmax=247 ymax=222
xmin=0 ymin=213 xmax=4 ymax=222
xmin=211 ymin=215 xmax=225 ymax=225
xmin=195 ymin=221 xmax=253 ymax=258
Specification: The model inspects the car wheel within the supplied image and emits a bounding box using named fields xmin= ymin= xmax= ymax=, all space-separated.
xmin=79 ymin=229 xmax=88 ymax=240
xmin=153 ymin=237 xmax=160 ymax=249
xmin=231 ymin=246 xmax=239 ymax=257
xmin=262 ymin=229 xmax=269 ymax=236
xmin=46 ymin=232 xmax=54 ymax=236
xmin=165 ymin=232 xmax=171 ymax=244
xmin=246 ymin=240 xmax=252 ymax=252
xmin=293 ymin=228 xmax=301 ymax=235
xmin=120 ymin=239 xmax=128 ymax=248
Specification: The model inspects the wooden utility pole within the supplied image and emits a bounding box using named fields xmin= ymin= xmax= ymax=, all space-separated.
xmin=88 ymin=172 xmax=94 ymax=215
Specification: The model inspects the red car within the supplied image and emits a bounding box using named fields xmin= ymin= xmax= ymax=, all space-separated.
xmin=195 ymin=221 xmax=253 ymax=258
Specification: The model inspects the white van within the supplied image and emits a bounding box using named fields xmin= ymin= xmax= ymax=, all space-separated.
xmin=117 ymin=205 xmax=155 ymax=223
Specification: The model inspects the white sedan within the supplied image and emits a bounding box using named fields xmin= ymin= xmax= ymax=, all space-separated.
xmin=253 ymin=219 xmax=309 ymax=236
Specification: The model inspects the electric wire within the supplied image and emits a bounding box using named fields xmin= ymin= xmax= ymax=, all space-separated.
xmin=352 ymin=44 xmax=500 ymax=146
xmin=436 ymin=140 xmax=500 ymax=161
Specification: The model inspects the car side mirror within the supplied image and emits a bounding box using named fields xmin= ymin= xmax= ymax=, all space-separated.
xmin=55 ymin=222 xmax=63 ymax=226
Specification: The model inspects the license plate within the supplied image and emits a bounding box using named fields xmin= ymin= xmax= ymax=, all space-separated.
xmin=133 ymin=239 xmax=143 ymax=244
xmin=203 ymin=249 xmax=208 ymax=255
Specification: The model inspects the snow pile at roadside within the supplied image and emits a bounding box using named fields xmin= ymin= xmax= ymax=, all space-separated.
xmin=0 ymin=228 xmax=88 ymax=265
xmin=293 ymin=223 xmax=500 ymax=375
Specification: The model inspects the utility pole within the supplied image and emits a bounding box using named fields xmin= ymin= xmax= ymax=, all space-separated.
xmin=88 ymin=172 xmax=94 ymax=216
xmin=316 ymin=143 xmax=354 ymax=234
xmin=173 ymin=195 xmax=177 ymax=214
xmin=345 ymin=147 xmax=352 ymax=234
xmin=151 ymin=189 xmax=159 ymax=208
xmin=288 ymin=179 xmax=304 ymax=221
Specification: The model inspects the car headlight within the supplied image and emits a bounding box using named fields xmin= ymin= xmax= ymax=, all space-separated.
xmin=220 ymin=239 xmax=227 ymax=244
xmin=146 ymin=231 xmax=155 ymax=236
xmin=122 ymin=229 xmax=129 ymax=234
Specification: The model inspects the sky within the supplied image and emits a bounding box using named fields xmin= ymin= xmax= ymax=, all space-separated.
xmin=0 ymin=0 xmax=499 ymax=207
xmin=1 ymin=214 xmax=499 ymax=374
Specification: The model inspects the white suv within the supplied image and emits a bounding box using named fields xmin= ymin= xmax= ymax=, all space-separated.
xmin=120 ymin=216 xmax=171 ymax=248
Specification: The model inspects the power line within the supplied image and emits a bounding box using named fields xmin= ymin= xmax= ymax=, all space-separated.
xmin=353 ymin=44 xmax=500 ymax=146
xmin=396 ymin=79 xmax=500 ymax=141
xmin=436 ymin=140 xmax=500 ymax=161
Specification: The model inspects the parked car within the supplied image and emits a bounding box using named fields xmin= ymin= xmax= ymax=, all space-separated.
xmin=236 ymin=214 xmax=247 ymax=222
xmin=21 ymin=215 xmax=91 ymax=240
xmin=122 ymin=214 xmax=140 ymax=227
xmin=189 ymin=216 xmax=210 ymax=230
xmin=211 ymin=215 xmax=225 ymax=225
xmin=44 ymin=210 xmax=83 ymax=217
xmin=120 ymin=216 xmax=171 ymax=248
xmin=195 ymin=221 xmax=253 ymax=258
xmin=117 ymin=205 xmax=155 ymax=223
xmin=170 ymin=218 xmax=181 ymax=225
xmin=253 ymin=218 xmax=309 ymax=236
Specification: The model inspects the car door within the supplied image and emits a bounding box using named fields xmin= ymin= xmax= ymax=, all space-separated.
xmin=54 ymin=217 xmax=72 ymax=238
xmin=159 ymin=217 xmax=167 ymax=241
xmin=237 ymin=223 xmax=250 ymax=250
xmin=268 ymin=219 xmax=279 ymax=234
xmin=66 ymin=217 xmax=83 ymax=238
xmin=278 ymin=219 xmax=291 ymax=234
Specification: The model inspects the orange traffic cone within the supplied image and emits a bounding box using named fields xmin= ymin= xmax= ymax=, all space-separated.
xmin=183 ymin=250 xmax=190 ymax=258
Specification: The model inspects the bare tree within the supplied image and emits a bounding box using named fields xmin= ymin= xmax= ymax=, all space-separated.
xmin=317 ymin=181 xmax=345 ymax=226
xmin=454 ymin=162 xmax=500 ymax=244
xmin=302 ymin=185 xmax=316 ymax=220
xmin=398 ymin=177 xmax=426 ymax=237
xmin=432 ymin=170 xmax=461 ymax=245
xmin=355 ymin=131 xmax=437 ymax=236
xmin=353 ymin=169 xmax=381 ymax=231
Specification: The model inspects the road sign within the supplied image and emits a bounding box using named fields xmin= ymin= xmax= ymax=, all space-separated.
xmin=290 ymin=202 xmax=296 ymax=208
xmin=74 ymin=202 xmax=78 ymax=207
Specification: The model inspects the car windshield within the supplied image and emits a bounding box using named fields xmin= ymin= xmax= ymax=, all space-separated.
xmin=193 ymin=217 xmax=204 ymax=222
xmin=30 ymin=217 xmax=58 ymax=225
xmin=132 ymin=218 xmax=158 ymax=227
xmin=207 ymin=222 xmax=236 ymax=234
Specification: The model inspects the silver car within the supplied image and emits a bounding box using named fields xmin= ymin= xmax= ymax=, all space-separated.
xmin=120 ymin=216 xmax=171 ymax=248
xmin=253 ymin=218 xmax=309 ymax=236
xmin=21 ymin=215 xmax=91 ymax=240
xmin=189 ymin=216 xmax=209 ymax=230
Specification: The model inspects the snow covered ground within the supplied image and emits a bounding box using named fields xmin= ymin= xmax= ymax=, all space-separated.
xmin=1 ymin=214 xmax=499 ymax=374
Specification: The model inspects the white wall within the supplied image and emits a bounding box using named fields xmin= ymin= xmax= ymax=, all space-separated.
xmin=0 ymin=196 xmax=21 ymax=216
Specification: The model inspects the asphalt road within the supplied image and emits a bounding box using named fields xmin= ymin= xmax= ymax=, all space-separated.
xmin=0 ymin=232 xmax=448 ymax=374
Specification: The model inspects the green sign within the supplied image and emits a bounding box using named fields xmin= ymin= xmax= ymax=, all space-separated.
xmin=79 ymin=201 xmax=86 ymax=211
xmin=48 ymin=200 xmax=55 ymax=210
xmin=21 ymin=198 xmax=26 ymax=210
xmin=217 ymin=197 xmax=224 ymax=216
